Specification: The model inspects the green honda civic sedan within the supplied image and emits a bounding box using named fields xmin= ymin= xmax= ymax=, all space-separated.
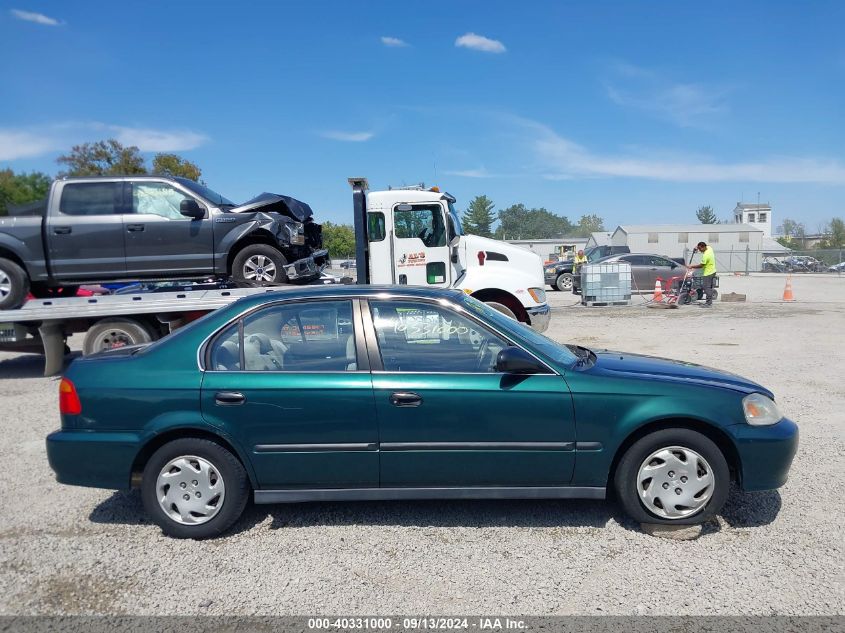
xmin=47 ymin=286 xmax=798 ymax=539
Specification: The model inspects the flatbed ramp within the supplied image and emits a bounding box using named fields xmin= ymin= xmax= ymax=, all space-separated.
xmin=0 ymin=286 xmax=294 ymax=375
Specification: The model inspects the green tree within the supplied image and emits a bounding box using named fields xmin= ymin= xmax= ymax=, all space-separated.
xmin=57 ymin=139 xmax=146 ymax=177
xmin=461 ymin=195 xmax=495 ymax=238
xmin=575 ymin=213 xmax=605 ymax=236
xmin=0 ymin=169 xmax=52 ymax=216
xmin=817 ymin=217 xmax=845 ymax=249
xmin=696 ymin=205 xmax=718 ymax=224
xmin=321 ymin=221 xmax=356 ymax=259
xmin=495 ymin=204 xmax=573 ymax=240
xmin=152 ymin=153 xmax=202 ymax=181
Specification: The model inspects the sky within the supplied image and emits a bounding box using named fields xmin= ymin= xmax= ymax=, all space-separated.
xmin=1 ymin=0 xmax=843 ymax=232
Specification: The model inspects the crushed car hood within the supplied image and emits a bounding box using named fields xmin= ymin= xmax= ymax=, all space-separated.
xmin=593 ymin=350 xmax=772 ymax=397
xmin=231 ymin=193 xmax=314 ymax=222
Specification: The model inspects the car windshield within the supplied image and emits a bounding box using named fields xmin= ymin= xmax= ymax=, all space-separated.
xmin=459 ymin=294 xmax=578 ymax=367
xmin=175 ymin=178 xmax=236 ymax=207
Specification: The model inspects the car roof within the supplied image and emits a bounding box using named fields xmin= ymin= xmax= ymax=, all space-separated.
xmin=231 ymin=284 xmax=465 ymax=309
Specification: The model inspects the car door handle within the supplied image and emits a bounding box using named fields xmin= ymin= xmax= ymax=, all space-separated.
xmin=53 ymin=226 xmax=72 ymax=235
xmin=215 ymin=391 xmax=246 ymax=405
xmin=126 ymin=224 xmax=145 ymax=232
xmin=389 ymin=392 xmax=423 ymax=407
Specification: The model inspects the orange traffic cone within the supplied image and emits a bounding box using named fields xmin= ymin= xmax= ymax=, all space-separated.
xmin=783 ymin=275 xmax=795 ymax=302
xmin=652 ymin=278 xmax=664 ymax=302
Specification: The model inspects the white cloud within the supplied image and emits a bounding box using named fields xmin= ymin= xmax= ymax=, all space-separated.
xmin=381 ymin=36 xmax=408 ymax=48
xmin=105 ymin=125 xmax=208 ymax=152
xmin=444 ymin=167 xmax=494 ymax=178
xmin=0 ymin=122 xmax=209 ymax=161
xmin=604 ymin=62 xmax=727 ymax=128
xmin=10 ymin=9 xmax=61 ymax=26
xmin=0 ymin=129 xmax=57 ymax=160
xmin=319 ymin=130 xmax=374 ymax=142
xmin=526 ymin=119 xmax=845 ymax=184
xmin=455 ymin=32 xmax=506 ymax=54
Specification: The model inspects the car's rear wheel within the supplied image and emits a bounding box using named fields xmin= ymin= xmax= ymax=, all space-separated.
xmin=555 ymin=273 xmax=573 ymax=292
xmin=0 ymin=258 xmax=29 ymax=310
xmin=614 ymin=428 xmax=730 ymax=525
xmin=141 ymin=438 xmax=249 ymax=539
xmin=232 ymin=245 xmax=288 ymax=285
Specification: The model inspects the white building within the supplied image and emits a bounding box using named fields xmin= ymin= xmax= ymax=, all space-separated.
xmin=733 ymin=202 xmax=772 ymax=238
xmin=506 ymin=237 xmax=589 ymax=261
xmin=611 ymin=224 xmax=765 ymax=271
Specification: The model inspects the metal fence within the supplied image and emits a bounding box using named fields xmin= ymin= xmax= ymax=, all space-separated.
xmin=682 ymin=247 xmax=845 ymax=274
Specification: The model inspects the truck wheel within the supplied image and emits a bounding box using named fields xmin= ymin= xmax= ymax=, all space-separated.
xmin=83 ymin=318 xmax=154 ymax=355
xmin=232 ymin=245 xmax=288 ymax=285
xmin=555 ymin=273 xmax=574 ymax=291
xmin=485 ymin=301 xmax=518 ymax=321
xmin=0 ymin=258 xmax=29 ymax=310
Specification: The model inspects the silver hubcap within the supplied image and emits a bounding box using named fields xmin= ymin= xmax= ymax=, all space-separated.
xmin=243 ymin=255 xmax=277 ymax=282
xmin=91 ymin=329 xmax=134 ymax=351
xmin=637 ymin=446 xmax=714 ymax=520
xmin=0 ymin=270 xmax=10 ymax=298
xmin=156 ymin=455 xmax=225 ymax=525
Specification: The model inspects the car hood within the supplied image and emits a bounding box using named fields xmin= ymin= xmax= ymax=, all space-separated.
xmin=593 ymin=350 xmax=772 ymax=397
xmin=230 ymin=193 xmax=313 ymax=222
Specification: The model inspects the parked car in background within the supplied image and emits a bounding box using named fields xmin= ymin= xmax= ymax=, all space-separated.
xmin=827 ymin=261 xmax=845 ymax=273
xmin=572 ymin=253 xmax=688 ymax=294
xmin=47 ymin=285 xmax=797 ymax=539
xmin=785 ymin=256 xmax=825 ymax=273
xmin=545 ymin=245 xmax=631 ymax=291
xmin=339 ymin=259 xmax=357 ymax=269
xmin=0 ymin=176 xmax=327 ymax=310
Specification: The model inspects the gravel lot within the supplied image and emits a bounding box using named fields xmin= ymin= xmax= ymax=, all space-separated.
xmin=0 ymin=273 xmax=842 ymax=615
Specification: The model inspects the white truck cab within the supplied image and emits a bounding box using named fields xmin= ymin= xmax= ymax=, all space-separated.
xmin=349 ymin=178 xmax=550 ymax=332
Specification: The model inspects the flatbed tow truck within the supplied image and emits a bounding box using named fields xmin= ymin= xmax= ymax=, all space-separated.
xmin=1 ymin=178 xmax=549 ymax=376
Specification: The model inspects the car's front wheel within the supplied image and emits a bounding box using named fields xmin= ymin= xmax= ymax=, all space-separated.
xmin=141 ymin=438 xmax=250 ymax=539
xmin=614 ymin=428 xmax=730 ymax=525
xmin=232 ymin=245 xmax=288 ymax=285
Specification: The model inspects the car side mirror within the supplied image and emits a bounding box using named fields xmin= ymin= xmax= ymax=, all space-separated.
xmin=180 ymin=199 xmax=205 ymax=219
xmin=495 ymin=346 xmax=546 ymax=374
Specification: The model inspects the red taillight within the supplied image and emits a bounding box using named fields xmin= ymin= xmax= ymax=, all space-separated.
xmin=59 ymin=378 xmax=82 ymax=415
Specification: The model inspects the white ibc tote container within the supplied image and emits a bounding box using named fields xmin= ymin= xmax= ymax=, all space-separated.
xmin=581 ymin=262 xmax=632 ymax=306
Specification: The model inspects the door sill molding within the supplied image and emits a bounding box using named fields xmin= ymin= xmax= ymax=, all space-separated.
xmin=254 ymin=486 xmax=606 ymax=504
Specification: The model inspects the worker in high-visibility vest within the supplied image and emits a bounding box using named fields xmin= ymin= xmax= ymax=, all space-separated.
xmin=573 ymin=249 xmax=588 ymax=274
xmin=688 ymin=241 xmax=717 ymax=307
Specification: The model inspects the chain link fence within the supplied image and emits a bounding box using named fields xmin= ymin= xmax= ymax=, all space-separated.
xmin=682 ymin=247 xmax=845 ymax=274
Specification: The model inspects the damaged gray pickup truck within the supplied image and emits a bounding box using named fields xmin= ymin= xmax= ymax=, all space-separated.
xmin=0 ymin=176 xmax=328 ymax=309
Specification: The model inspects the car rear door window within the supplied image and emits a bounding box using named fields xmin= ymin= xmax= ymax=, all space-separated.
xmin=369 ymin=300 xmax=508 ymax=373
xmin=59 ymin=182 xmax=122 ymax=215
xmin=207 ymin=300 xmax=357 ymax=372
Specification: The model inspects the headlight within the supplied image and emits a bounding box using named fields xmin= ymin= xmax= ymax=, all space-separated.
xmin=742 ymin=393 xmax=783 ymax=426
xmin=286 ymin=222 xmax=305 ymax=245
xmin=528 ymin=287 xmax=546 ymax=303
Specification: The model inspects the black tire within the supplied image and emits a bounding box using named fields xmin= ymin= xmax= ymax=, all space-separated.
xmin=82 ymin=318 xmax=154 ymax=355
xmin=555 ymin=273 xmax=574 ymax=292
xmin=231 ymin=244 xmax=288 ymax=285
xmin=614 ymin=428 xmax=730 ymax=525
xmin=141 ymin=438 xmax=249 ymax=539
xmin=711 ymin=289 xmax=719 ymax=301
xmin=0 ymin=258 xmax=29 ymax=310
xmin=484 ymin=301 xmax=518 ymax=320
xmin=681 ymin=292 xmax=692 ymax=305
xmin=30 ymin=284 xmax=80 ymax=299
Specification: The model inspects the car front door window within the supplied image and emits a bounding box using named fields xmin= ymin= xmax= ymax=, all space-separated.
xmin=369 ymin=300 xmax=508 ymax=373
xmin=132 ymin=182 xmax=194 ymax=220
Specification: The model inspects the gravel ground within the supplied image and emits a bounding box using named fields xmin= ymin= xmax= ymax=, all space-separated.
xmin=0 ymin=273 xmax=842 ymax=615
